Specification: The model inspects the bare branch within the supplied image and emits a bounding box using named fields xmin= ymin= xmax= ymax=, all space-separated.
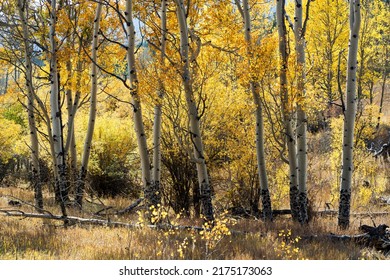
xmin=234 ymin=0 xmax=245 ymax=20
xmin=285 ymin=13 xmax=294 ymax=32
xmin=301 ymin=0 xmax=312 ymax=38
xmin=99 ymin=29 xmax=127 ymax=49
xmin=337 ymin=49 xmax=346 ymax=114
xmin=202 ymin=41 xmax=240 ymax=55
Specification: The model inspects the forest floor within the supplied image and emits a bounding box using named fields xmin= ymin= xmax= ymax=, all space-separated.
xmin=0 ymin=186 xmax=389 ymax=260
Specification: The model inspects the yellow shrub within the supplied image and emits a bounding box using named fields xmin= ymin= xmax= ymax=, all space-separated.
xmin=0 ymin=117 xmax=23 ymax=162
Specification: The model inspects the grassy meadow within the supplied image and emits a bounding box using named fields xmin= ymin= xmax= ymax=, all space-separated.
xmin=0 ymin=181 xmax=389 ymax=260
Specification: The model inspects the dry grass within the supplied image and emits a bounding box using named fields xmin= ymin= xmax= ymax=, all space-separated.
xmin=0 ymin=186 xmax=389 ymax=260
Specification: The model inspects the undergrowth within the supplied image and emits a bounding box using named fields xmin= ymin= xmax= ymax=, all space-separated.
xmin=0 ymin=187 xmax=389 ymax=260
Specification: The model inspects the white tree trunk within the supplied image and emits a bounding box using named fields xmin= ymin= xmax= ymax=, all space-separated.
xmin=338 ymin=0 xmax=361 ymax=229
xmin=75 ymin=2 xmax=102 ymax=208
xmin=294 ymin=0 xmax=308 ymax=224
xmin=65 ymin=61 xmax=78 ymax=173
xmin=174 ymin=0 xmax=214 ymax=221
xmin=34 ymin=90 xmax=58 ymax=196
xmin=151 ymin=0 xmax=168 ymax=207
xmin=64 ymin=59 xmax=78 ymax=195
xmin=49 ymin=0 xmax=68 ymax=216
xmin=276 ymin=0 xmax=300 ymax=221
xmin=237 ymin=0 xmax=272 ymax=221
xmin=125 ymin=0 xmax=155 ymax=208
xmin=151 ymin=105 xmax=162 ymax=204
xmin=64 ymin=52 xmax=82 ymax=164
xmin=17 ymin=0 xmax=43 ymax=210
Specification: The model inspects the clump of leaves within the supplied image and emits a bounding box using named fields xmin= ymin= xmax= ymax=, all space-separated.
xmin=275 ymin=229 xmax=305 ymax=260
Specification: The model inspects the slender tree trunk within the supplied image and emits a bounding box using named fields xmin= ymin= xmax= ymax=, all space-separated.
xmin=49 ymin=0 xmax=68 ymax=216
xmin=357 ymin=5 xmax=370 ymax=111
xmin=357 ymin=51 xmax=364 ymax=106
xmin=3 ymin=69 xmax=9 ymax=95
xmin=65 ymin=61 xmax=77 ymax=192
xmin=125 ymin=0 xmax=155 ymax=209
xmin=369 ymin=81 xmax=374 ymax=105
xmin=69 ymin=132 xmax=77 ymax=172
xmin=151 ymin=0 xmax=167 ymax=208
xmin=65 ymin=62 xmax=78 ymax=167
xmin=254 ymin=90 xmax=273 ymax=221
xmin=17 ymin=0 xmax=43 ymax=210
xmin=174 ymin=0 xmax=214 ymax=221
xmin=38 ymin=97 xmax=59 ymax=198
xmin=65 ymin=49 xmax=82 ymax=161
xmin=63 ymin=6 xmax=82 ymax=174
xmin=276 ymin=0 xmax=300 ymax=221
xmin=338 ymin=0 xmax=361 ymax=229
xmin=30 ymin=80 xmax=58 ymax=197
xmin=294 ymin=0 xmax=309 ymax=224
xmin=75 ymin=2 xmax=102 ymax=208
xmin=237 ymin=0 xmax=272 ymax=221
xmin=376 ymin=47 xmax=388 ymax=129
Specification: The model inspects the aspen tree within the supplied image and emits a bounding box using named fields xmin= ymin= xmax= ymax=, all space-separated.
xmin=16 ymin=0 xmax=43 ymax=210
xmin=305 ymin=0 xmax=348 ymax=106
xmin=49 ymin=0 xmax=68 ymax=216
xmin=125 ymin=0 xmax=156 ymax=209
xmin=174 ymin=0 xmax=214 ymax=221
xmin=75 ymin=2 xmax=103 ymax=208
xmin=338 ymin=0 xmax=361 ymax=229
xmin=276 ymin=0 xmax=300 ymax=221
xmin=235 ymin=0 xmax=272 ymax=221
xmin=294 ymin=0 xmax=310 ymax=224
xmin=63 ymin=25 xmax=82 ymax=185
xmin=150 ymin=0 xmax=168 ymax=208
xmin=63 ymin=4 xmax=80 ymax=192
xmin=65 ymin=60 xmax=78 ymax=178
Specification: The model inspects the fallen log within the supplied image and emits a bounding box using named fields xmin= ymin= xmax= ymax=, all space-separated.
xmin=266 ymin=209 xmax=390 ymax=217
xmin=0 ymin=209 xmax=138 ymax=228
xmin=314 ymin=210 xmax=390 ymax=217
xmin=357 ymin=224 xmax=390 ymax=254
xmin=94 ymin=206 xmax=113 ymax=215
xmin=228 ymin=207 xmax=293 ymax=218
xmin=0 ymin=209 xmax=209 ymax=233
xmin=116 ymin=198 xmax=144 ymax=215
xmin=302 ymin=224 xmax=390 ymax=256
